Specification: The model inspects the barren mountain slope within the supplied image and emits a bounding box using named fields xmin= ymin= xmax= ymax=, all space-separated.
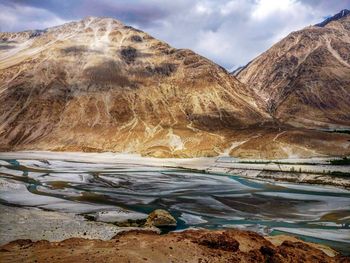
xmin=0 ymin=17 xmax=271 ymax=157
xmin=0 ymin=17 xmax=349 ymax=158
xmin=237 ymin=10 xmax=350 ymax=129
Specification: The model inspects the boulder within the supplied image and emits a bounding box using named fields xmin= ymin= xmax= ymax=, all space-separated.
xmin=145 ymin=209 xmax=177 ymax=228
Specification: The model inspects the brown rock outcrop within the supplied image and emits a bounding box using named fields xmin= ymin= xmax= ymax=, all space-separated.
xmin=145 ymin=209 xmax=177 ymax=228
xmin=0 ymin=229 xmax=348 ymax=263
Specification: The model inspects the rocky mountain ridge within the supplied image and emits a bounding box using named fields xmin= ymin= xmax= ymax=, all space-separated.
xmin=0 ymin=17 xmax=269 ymax=157
xmin=315 ymin=9 xmax=350 ymax=27
xmin=237 ymin=10 xmax=350 ymax=130
xmin=1 ymin=229 xmax=346 ymax=263
xmin=0 ymin=16 xmax=349 ymax=158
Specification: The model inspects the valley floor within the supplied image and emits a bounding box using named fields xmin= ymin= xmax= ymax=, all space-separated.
xmin=1 ymin=151 xmax=349 ymax=188
xmin=0 ymin=151 xmax=349 ymax=262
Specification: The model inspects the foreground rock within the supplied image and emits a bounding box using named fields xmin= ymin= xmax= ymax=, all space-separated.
xmin=1 ymin=229 xmax=348 ymax=263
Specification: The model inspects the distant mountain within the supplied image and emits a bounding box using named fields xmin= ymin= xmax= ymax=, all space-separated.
xmin=315 ymin=9 xmax=350 ymax=27
xmin=231 ymin=65 xmax=246 ymax=76
xmin=236 ymin=10 xmax=350 ymax=130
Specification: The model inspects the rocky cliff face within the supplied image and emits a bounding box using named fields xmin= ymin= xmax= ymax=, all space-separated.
xmin=0 ymin=17 xmax=349 ymax=158
xmin=237 ymin=10 xmax=350 ymax=129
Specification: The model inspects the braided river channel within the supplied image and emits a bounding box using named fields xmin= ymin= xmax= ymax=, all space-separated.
xmin=0 ymin=155 xmax=349 ymax=254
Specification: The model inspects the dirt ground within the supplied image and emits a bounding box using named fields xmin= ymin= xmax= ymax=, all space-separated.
xmin=1 ymin=229 xmax=349 ymax=263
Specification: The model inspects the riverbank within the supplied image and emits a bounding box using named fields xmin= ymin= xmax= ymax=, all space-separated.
xmin=209 ymin=156 xmax=350 ymax=188
xmin=0 ymin=204 xmax=146 ymax=246
xmin=0 ymin=203 xmax=348 ymax=262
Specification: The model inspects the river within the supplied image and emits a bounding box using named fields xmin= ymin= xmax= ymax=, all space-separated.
xmin=0 ymin=156 xmax=349 ymax=254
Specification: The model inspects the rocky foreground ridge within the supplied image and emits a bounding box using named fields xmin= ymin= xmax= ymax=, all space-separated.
xmin=0 ymin=195 xmax=349 ymax=262
xmin=1 ymin=229 xmax=348 ymax=263
xmin=0 ymin=16 xmax=349 ymax=158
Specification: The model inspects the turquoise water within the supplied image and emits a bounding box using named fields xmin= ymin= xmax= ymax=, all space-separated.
xmin=0 ymin=158 xmax=349 ymax=254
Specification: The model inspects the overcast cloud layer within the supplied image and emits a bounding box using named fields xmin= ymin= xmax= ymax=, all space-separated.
xmin=0 ymin=0 xmax=349 ymax=69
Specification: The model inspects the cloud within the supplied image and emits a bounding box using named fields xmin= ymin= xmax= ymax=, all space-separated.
xmin=0 ymin=2 xmax=68 ymax=32
xmin=0 ymin=0 xmax=349 ymax=69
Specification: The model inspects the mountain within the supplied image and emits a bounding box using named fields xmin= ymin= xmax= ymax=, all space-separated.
xmin=0 ymin=17 xmax=270 ymax=157
xmin=236 ymin=10 xmax=350 ymax=130
xmin=0 ymin=17 xmax=349 ymax=158
xmin=315 ymin=9 xmax=350 ymax=27
xmin=231 ymin=65 xmax=246 ymax=76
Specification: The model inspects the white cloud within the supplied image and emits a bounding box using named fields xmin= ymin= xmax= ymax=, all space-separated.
xmin=195 ymin=1 xmax=214 ymax=15
xmin=219 ymin=0 xmax=252 ymax=16
xmin=142 ymin=0 xmax=343 ymax=69
xmin=0 ymin=0 xmax=349 ymax=69
xmin=252 ymin=0 xmax=297 ymax=19
xmin=0 ymin=4 xmax=68 ymax=32
xmin=195 ymin=30 xmax=231 ymax=58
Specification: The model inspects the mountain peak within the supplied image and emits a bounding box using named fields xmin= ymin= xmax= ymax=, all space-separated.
xmin=315 ymin=9 xmax=350 ymax=27
xmin=0 ymin=16 xmax=270 ymax=158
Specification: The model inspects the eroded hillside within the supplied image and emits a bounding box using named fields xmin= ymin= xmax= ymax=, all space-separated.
xmin=0 ymin=17 xmax=349 ymax=158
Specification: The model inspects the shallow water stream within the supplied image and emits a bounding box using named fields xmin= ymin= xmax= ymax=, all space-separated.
xmin=0 ymin=157 xmax=349 ymax=254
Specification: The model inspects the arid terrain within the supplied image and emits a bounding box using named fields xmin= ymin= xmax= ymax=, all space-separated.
xmin=0 ymin=15 xmax=349 ymax=158
xmin=1 ymin=229 xmax=348 ymax=263
xmin=0 ymin=16 xmax=267 ymax=158
xmin=0 ymin=8 xmax=350 ymax=263
xmin=236 ymin=10 xmax=350 ymax=130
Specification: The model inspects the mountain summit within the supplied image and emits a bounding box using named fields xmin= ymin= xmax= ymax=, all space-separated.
xmin=315 ymin=9 xmax=350 ymax=27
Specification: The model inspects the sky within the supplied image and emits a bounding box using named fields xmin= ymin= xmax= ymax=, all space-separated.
xmin=0 ymin=0 xmax=349 ymax=70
